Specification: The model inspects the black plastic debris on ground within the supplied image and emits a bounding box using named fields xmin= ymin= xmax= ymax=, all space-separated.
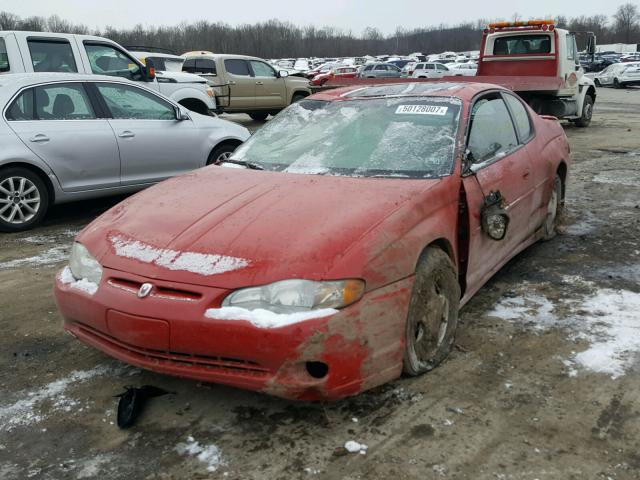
xmin=116 ymin=385 xmax=172 ymax=429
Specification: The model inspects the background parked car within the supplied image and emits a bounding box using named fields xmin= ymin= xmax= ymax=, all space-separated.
xmin=594 ymin=62 xmax=640 ymax=88
xmin=0 ymin=31 xmax=217 ymax=115
xmin=447 ymin=63 xmax=477 ymax=76
xmin=400 ymin=62 xmax=417 ymax=77
xmin=411 ymin=62 xmax=450 ymax=78
xmin=0 ymin=73 xmax=249 ymax=231
xmin=358 ymin=63 xmax=402 ymax=78
xmin=311 ymin=66 xmax=359 ymax=85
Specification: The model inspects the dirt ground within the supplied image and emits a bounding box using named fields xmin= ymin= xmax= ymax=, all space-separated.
xmin=1 ymin=87 xmax=640 ymax=480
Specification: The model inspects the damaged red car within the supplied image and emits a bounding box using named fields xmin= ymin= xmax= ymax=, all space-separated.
xmin=55 ymin=82 xmax=570 ymax=400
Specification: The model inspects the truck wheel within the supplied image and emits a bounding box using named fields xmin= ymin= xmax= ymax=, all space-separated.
xmin=0 ymin=167 xmax=49 ymax=232
xmin=403 ymin=247 xmax=460 ymax=376
xmin=291 ymin=93 xmax=307 ymax=103
xmin=574 ymin=94 xmax=593 ymax=128
xmin=249 ymin=112 xmax=269 ymax=121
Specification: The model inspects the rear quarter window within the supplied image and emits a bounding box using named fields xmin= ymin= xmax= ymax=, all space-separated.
xmin=0 ymin=38 xmax=9 ymax=72
xmin=224 ymin=59 xmax=250 ymax=76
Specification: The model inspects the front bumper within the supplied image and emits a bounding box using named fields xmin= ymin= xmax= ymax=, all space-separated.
xmin=55 ymin=267 xmax=413 ymax=400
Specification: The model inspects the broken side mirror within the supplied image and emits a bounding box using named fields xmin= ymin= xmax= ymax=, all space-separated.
xmin=481 ymin=191 xmax=510 ymax=241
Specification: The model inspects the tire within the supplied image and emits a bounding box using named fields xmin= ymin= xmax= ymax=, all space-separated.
xmin=403 ymin=247 xmax=460 ymax=376
xmin=0 ymin=167 xmax=49 ymax=232
xmin=291 ymin=93 xmax=307 ymax=103
xmin=542 ymin=174 xmax=563 ymax=241
xmin=594 ymin=79 xmax=601 ymax=87
xmin=248 ymin=112 xmax=269 ymax=121
xmin=207 ymin=143 xmax=239 ymax=166
xmin=574 ymin=94 xmax=593 ymax=128
xmin=613 ymin=78 xmax=622 ymax=89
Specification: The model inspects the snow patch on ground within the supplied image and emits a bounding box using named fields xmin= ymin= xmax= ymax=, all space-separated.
xmin=204 ymin=306 xmax=337 ymax=329
xmin=76 ymin=453 xmax=113 ymax=479
xmin=344 ymin=440 xmax=368 ymax=455
xmin=0 ymin=366 xmax=110 ymax=431
xmin=593 ymin=170 xmax=640 ymax=187
xmin=176 ymin=436 xmax=225 ymax=472
xmin=0 ymin=245 xmax=69 ymax=269
xmin=58 ymin=266 xmax=98 ymax=295
xmin=489 ymin=284 xmax=640 ymax=379
xmin=110 ymin=234 xmax=249 ymax=276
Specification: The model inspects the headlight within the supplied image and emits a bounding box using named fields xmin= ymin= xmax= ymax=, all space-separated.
xmin=222 ymin=279 xmax=365 ymax=313
xmin=69 ymin=243 xmax=103 ymax=285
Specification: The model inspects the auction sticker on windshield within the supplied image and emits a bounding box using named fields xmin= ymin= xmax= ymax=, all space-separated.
xmin=395 ymin=105 xmax=449 ymax=115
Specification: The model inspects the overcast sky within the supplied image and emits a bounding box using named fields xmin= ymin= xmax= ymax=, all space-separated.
xmin=5 ymin=0 xmax=634 ymax=34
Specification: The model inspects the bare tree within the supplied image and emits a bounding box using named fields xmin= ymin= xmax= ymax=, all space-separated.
xmin=613 ymin=3 xmax=640 ymax=43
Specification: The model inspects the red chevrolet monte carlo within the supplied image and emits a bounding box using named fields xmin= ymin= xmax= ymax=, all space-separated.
xmin=55 ymin=82 xmax=570 ymax=401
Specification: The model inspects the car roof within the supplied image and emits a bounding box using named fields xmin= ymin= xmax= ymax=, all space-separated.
xmin=310 ymin=81 xmax=500 ymax=102
xmin=0 ymin=73 xmax=138 ymax=103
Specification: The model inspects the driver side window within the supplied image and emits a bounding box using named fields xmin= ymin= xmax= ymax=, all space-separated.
xmin=84 ymin=43 xmax=142 ymax=81
xmin=467 ymin=95 xmax=518 ymax=163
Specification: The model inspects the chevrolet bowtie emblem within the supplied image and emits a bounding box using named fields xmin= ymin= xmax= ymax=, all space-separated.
xmin=138 ymin=283 xmax=153 ymax=298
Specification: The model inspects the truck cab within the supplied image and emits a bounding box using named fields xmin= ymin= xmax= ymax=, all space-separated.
xmin=477 ymin=20 xmax=597 ymax=126
xmin=0 ymin=32 xmax=216 ymax=115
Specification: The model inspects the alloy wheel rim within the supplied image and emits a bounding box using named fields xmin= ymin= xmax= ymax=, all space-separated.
xmin=216 ymin=151 xmax=233 ymax=162
xmin=0 ymin=176 xmax=40 ymax=224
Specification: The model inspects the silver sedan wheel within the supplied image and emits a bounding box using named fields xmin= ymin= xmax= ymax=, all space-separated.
xmin=0 ymin=176 xmax=41 ymax=224
xmin=216 ymin=151 xmax=233 ymax=162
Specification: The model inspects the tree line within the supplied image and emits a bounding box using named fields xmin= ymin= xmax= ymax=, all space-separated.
xmin=1 ymin=4 xmax=638 ymax=58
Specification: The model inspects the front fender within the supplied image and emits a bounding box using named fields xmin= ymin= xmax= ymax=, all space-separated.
xmin=167 ymin=86 xmax=216 ymax=110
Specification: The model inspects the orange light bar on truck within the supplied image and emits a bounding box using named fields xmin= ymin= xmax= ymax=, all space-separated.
xmin=487 ymin=19 xmax=554 ymax=28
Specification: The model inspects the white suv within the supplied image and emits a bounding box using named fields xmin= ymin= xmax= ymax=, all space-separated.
xmin=411 ymin=62 xmax=450 ymax=79
xmin=0 ymin=32 xmax=217 ymax=115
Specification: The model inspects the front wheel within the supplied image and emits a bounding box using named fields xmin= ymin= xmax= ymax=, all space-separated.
xmin=0 ymin=167 xmax=49 ymax=232
xmin=207 ymin=143 xmax=239 ymax=165
xmin=403 ymin=247 xmax=460 ymax=376
xmin=574 ymin=94 xmax=593 ymax=128
xmin=291 ymin=93 xmax=307 ymax=104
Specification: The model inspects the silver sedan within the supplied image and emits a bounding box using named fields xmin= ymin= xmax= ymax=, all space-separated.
xmin=0 ymin=73 xmax=250 ymax=231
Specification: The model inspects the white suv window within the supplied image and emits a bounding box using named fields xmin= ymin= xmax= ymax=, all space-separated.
xmin=96 ymin=83 xmax=174 ymax=120
xmin=0 ymin=38 xmax=9 ymax=72
xmin=27 ymin=39 xmax=78 ymax=73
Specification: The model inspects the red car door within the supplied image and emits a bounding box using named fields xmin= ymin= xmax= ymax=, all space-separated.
xmin=461 ymin=92 xmax=535 ymax=297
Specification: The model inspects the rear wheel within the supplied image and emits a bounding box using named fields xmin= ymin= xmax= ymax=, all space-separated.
xmin=207 ymin=143 xmax=239 ymax=165
xmin=248 ymin=112 xmax=269 ymax=121
xmin=0 ymin=167 xmax=49 ymax=232
xmin=403 ymin=247 xmax=460 ymax=376
xmin=574 ymin=94 xmax=593 ymax=128
xmin=613 ymin=78 xmax=623 ymax=89
xmin=543 ymin=174 xmax=563 ymax=241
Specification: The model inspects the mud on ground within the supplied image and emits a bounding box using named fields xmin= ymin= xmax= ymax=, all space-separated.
xmin=1 ymin=89 xmax=639 ymax=480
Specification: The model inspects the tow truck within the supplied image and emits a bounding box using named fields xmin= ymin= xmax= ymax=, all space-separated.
xmin=322 ymin=20 xmax=597 ymax=127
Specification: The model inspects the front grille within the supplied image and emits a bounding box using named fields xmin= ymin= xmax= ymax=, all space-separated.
xmin=76 ymin=323 xmax=270 ymax=377
xmin=108 ymin=277 xmax=202 ymax=302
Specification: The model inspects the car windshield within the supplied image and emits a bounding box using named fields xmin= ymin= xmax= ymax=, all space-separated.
xmin=231 ymin=97 xmax=461 ymax=178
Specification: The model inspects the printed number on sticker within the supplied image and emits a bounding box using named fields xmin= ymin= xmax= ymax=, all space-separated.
xmin=395 ymin=105 xmax=448 ymax=115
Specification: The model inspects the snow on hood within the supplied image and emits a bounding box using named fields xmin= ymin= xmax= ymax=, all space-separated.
xmin=79 ymin=167 xmax=439 ymax=288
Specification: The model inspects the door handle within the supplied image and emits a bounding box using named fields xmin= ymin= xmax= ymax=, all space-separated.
xmin=29 ymin=134 xmax=49 ymax=143
xmin=255 ymin=81 xmax=264 ymax=85
xmin=228 ymin=81 xmax=236 ymax=85
xmin=118 ymin=131 xmax=135 ymax=138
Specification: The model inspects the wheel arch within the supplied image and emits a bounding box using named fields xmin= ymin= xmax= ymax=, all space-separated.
xmin=0 ymin=161 xmax=56 ymax=204
xmin=415 ymin=238 xmax=457 ymax=273
xmin=207 ymin=138 xmax=244 ymax=163
xmin=557 ymin=161 xmax=568 ymax=201
xmin=178 ymin=98 xmax=210 ymax=115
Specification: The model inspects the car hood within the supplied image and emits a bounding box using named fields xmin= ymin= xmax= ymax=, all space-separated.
xmin=156 ymin=71 xmax=207 ymax=84
xmin=79 ymin=167 xmax=439 ymax=288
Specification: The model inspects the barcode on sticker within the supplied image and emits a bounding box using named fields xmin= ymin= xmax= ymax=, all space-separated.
xmin=395 ymin=105 xmax=448 ymax=115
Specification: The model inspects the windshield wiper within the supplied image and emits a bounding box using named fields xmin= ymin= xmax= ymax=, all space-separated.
xmin=218 ymin=159 xmax=264 ymax=170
